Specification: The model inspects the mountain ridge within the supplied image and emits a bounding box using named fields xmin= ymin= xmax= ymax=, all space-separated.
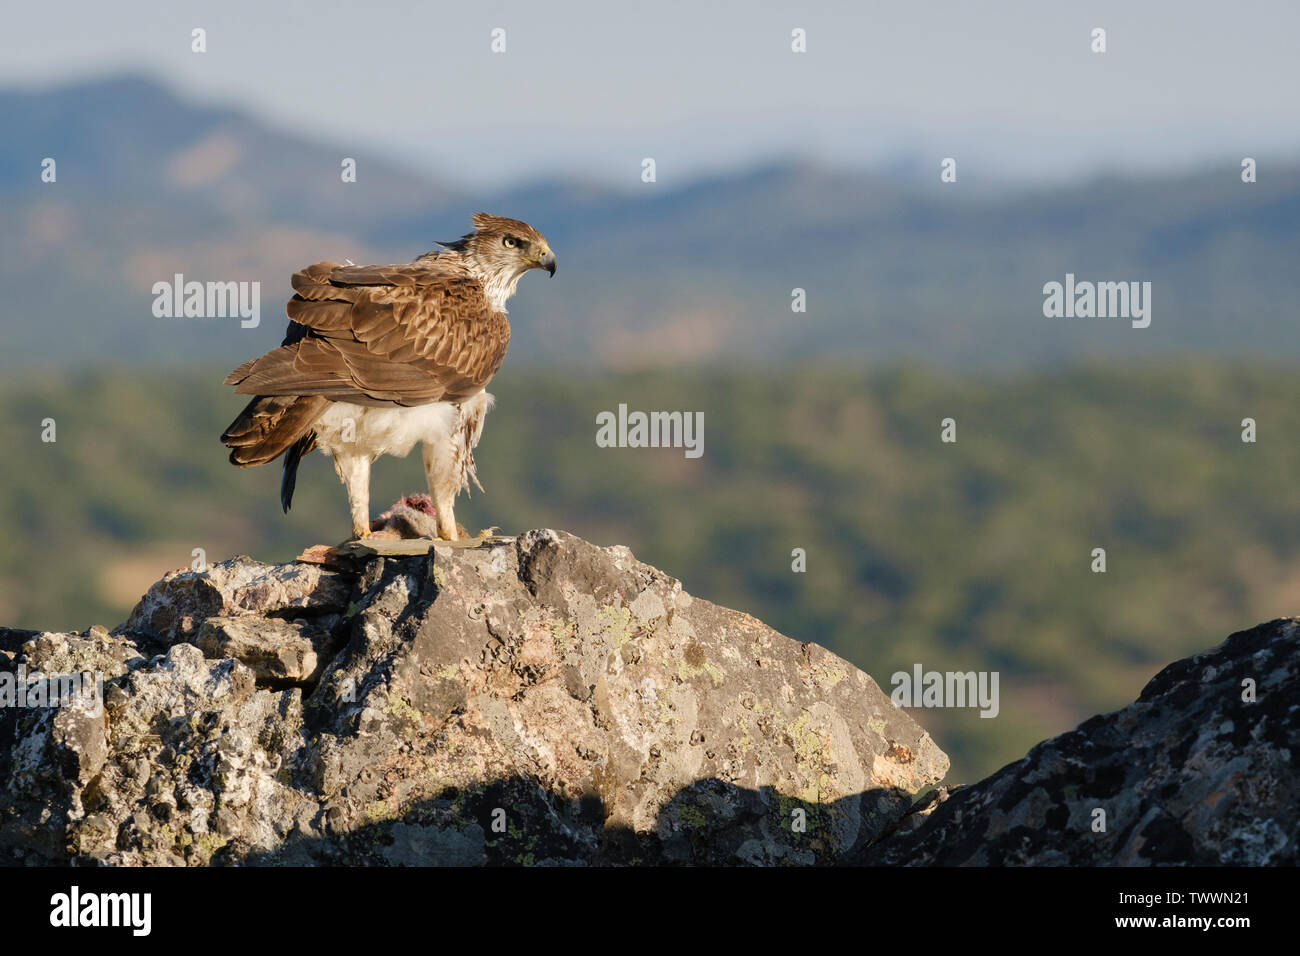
xmin=4 ymin=74 xmax=1300 ymax=370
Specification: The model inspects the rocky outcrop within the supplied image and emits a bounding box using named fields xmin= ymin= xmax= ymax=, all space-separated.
xmin=8 ymin=526 xmax=1294 ymax=867
xmin=0 ymin=530 xmax=947 ymax=866
xmin=857 ymin=619 xmax=1300 ymax=866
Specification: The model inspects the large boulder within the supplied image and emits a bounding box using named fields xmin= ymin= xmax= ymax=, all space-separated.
xmin=0 ymin=530 xmax=947 ymax=866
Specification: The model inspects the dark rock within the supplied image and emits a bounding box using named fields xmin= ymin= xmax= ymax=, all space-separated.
xmin=855 ymin=618 xmax=1300 ymax=866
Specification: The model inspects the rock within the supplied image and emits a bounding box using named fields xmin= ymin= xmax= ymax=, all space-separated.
xmin=0 ymin=529 xmax=947 ymax=865
xmin=195 ymin=615 xmax=341 ymax=686
xmin=120 ymin=558 xmax=352 ymax=644
xmin=0 ymin=626 xmax=40 ymax=655
xmin=9 ymin=525 xmax=1294 ymax=866
xmin=856 ymin=618 xmax=1300 ymax=866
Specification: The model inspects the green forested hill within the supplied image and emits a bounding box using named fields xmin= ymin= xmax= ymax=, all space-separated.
xmin=3 ymin=361 xmax=1298 ymax=784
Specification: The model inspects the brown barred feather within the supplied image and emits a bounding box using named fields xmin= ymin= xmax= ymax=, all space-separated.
xmin=232 ymin=257 xmax=510 ymax=408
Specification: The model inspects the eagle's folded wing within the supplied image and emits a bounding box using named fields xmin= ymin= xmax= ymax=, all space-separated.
xmin=225 ymin=261 xmax=510 ymax=406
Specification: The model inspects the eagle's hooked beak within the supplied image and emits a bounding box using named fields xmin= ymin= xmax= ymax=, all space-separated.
xmin=537 ymin=250 xmax=557 ymax=277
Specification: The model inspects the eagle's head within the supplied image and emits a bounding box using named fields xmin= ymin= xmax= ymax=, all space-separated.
xmin=437 ymin=213 xmax=556 ymax=281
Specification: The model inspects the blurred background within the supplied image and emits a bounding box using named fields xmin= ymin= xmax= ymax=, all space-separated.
xmin=2 ymin=0 xmax=1299 ymax=784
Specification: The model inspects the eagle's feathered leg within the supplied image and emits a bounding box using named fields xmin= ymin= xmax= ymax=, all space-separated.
xmin=421 ymin=392 xmax=496 ymax=542
xmin=331 ymin=451 xmax=373 ymax=539
xmin=422 ymin=441 xmax=461 ymax=541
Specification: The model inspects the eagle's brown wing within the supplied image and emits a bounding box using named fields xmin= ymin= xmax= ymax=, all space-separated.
xmin=225 ymin=260 xmax=511 ymax=407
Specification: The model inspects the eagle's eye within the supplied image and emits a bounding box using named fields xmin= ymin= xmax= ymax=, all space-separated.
xmin=502 ymin=236 xmax=517 ymax=249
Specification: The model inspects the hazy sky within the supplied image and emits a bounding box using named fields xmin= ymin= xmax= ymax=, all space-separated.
xmin=6 ymin=0 xmax=1300 ymax=187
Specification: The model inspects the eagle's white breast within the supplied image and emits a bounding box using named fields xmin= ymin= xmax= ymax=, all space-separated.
xmin=311 ymin=391 xmax=494 ymax=493
xmin=313 ymin=401 xmax=458 ymax=459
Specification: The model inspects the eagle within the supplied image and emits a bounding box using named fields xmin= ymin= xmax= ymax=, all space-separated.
xmin=220 ymin=213 xmax=555 ymax=541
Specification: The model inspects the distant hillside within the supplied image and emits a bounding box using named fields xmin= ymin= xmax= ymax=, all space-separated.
xmin=4 ymin=361 xmax=1300 ymax=784
xmin=3 ymin=75 xmax=1299 ymax=370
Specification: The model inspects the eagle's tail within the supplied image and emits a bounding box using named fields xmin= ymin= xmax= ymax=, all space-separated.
xmin=221 ymin=393 xmax=328 ymax=486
